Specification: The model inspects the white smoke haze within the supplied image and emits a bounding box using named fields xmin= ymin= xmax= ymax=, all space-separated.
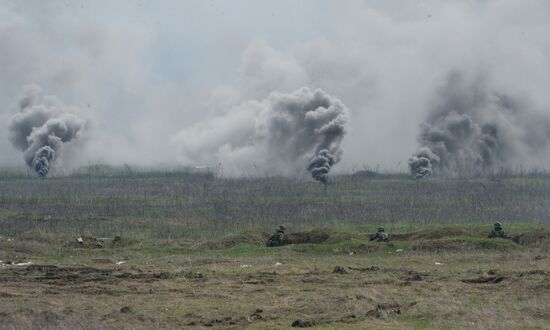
xmin=2 ymin=1 xmax=550 ymax=176
xmin=173 ymin=87 xmax=349 ymax=179
xmin=8 ymin=85 xmax=89 ymax=177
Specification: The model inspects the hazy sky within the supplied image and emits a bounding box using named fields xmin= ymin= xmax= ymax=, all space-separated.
xmin=2 ymin=0 xmax=550 ymax=174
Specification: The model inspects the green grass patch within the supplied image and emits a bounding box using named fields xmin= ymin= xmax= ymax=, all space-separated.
xmin=0 ymin=209 xmax=20 ymax=218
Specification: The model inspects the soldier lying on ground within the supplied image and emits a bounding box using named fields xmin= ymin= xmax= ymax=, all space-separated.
xmin=267 ymin=225 xmax=285 ymax=246
xmin=488 ymin=221 xmax=510 ymax=238
xmin=369 ymin=227 xmax=389 ymax=242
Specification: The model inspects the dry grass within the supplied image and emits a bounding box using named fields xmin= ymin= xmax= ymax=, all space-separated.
xmin=1 ymin=172 xmax=549 ymax=328
xmin=1 ymin=172 xmax=550 ymax=240
xmin=0 ymin=228 xmax=549 ymax=329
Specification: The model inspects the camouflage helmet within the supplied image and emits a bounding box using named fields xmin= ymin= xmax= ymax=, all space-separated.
xmin=378 ymin=227 xmax=385 ymax=232
xmin=278 ymin=224 xmax=286 ymax=231
xmin=494 ymin=221 xmax=502 ymax=229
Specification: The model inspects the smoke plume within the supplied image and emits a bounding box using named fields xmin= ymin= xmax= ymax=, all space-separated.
xmin=2 ymin=1 xmax=550 ymax=171
xmin=308 ymin=149 xmax=336 ymax=184
xmin=409 ymin=72 xmax=550 ymax=178
xmin=8 ymin=85 xmax=88 ymax=177
xmin=173 ymin=87 xmax=348 ymax=181
xmin=408 ymin=147 xmax=439 ymax=179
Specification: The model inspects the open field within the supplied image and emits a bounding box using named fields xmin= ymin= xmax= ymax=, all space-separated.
xmin=0 ymin=226 xmax=549 ymax=329
xmin=1 ymin=171 xmax=549 ymax=329
xmin=2 ymin=169 xmax=550 ymax=239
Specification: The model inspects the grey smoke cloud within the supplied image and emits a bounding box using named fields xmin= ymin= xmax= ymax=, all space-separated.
xmin=308 ymin=149 xmax=336 ymax=184
xmin=409 ymin=71 xmax=550 ymax=178
xmin=173 ymin=87 xmax=349 ymax=179
xmin=408 ymin=147 xmax=439 ymax=179
xmin=8 ymin=85 xmax=88 ymax=177
xmin=2 ymin=1 xmax=550 ymax=174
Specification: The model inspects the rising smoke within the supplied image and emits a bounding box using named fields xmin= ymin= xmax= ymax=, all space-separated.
xmin=408 ymin=147 xmax=439 ymax=179
xmin=8 ymin=85 xmax=88 ymax=177
xmin=409 ymin=71 xmax=550 ymax=178
xmin=308 ymin=149 xmax=336 ymax=184
xmin=2 ymin=2 xmax=550 ymax=172
xmin=173 ymin=87 xmax=349 ymax=182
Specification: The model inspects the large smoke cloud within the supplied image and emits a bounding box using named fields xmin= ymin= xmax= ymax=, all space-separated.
xmin=8 ymin=85 xmax=88 ymax=177
xmin=2 ymin=1 xmax=550 ymax=172
xmin=173 ymin=87 xmax=348 ymax=181
xmin=409 ymin=71 xmax=550 ymax=178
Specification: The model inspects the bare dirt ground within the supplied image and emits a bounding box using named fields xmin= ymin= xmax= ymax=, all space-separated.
xmin=0 ymin=228 xmax=549 ymax=329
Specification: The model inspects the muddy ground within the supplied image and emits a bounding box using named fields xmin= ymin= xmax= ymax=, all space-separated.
xmin=0 ymin=228 xmax=549 ymax=329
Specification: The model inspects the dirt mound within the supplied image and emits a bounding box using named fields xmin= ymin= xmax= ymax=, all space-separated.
xmin=292 ymin=319 xmax=316 ymax=327
xmin=205 ymin=228 xmax=353 ymax=249
xmin=0 ymin=264 xmax=204 ymax=286
xmin=332 ymin=266 xmax=347 ymax=274
xmin=462 ymin=276 xmax=505 ymax=284
xmin=119 ymin=306 xmax=132 ymax=314
xmin=185 ymin=309 xmax=266 ymax=327
xmin=291 ymin=313 xmax=361 ymax=328
xmin=284 ymin=228 xmax=352 ymax=245
xmin=411 ymin=237 xmax=518 ymax=251
xmin=203 ymin=227 xmax=547 ymax=251
xmin=348 ymin=266 xmax=380 ymax=272
xmin=390 ymin=227 xmax=471 ymax=241
xmin=202 ymin=230 xmax=265 ymax=249
xmin=512 ymin=231 xmax=550 ymax=248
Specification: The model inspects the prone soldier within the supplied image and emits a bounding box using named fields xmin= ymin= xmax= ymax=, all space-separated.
xmin=369 ymin=227 xmax=389 ymax=242
xmin=488 ymin=221 xmax=510 ymax=238
xmin=267 ymin=225 xmax=286 ymax=247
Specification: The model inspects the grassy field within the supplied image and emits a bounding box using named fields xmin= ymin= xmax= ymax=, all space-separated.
xmin=0 ymin=226 xmax=549 ymax=329
xmin=0 ymin=170 xmax=549 ymax=329
xmin=1 ymin=169 xmax=550 ymax=239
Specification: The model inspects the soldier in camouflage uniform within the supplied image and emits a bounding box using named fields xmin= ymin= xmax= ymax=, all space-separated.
xmin=369 ymin=227 xmax=389 ymax=242
xmin=267 ymin=225 xmax=285 ymax=247
xmin=488 ymin=221 xmax=510 ymax=238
